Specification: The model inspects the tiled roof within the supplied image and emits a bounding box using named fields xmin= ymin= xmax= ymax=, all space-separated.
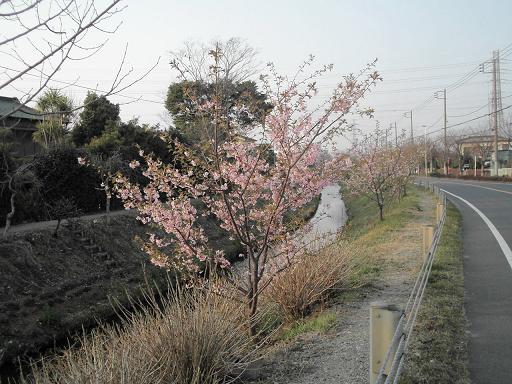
xmin=0 ymin=96 xmax=43 ymax=121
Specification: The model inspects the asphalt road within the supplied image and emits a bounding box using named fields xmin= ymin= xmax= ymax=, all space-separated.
xmin=424 ymin=177 xmax=512 ymax=384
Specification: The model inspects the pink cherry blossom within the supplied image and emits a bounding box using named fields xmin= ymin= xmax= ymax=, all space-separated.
xmin=115 ymin=54 xmax=381 ymax=334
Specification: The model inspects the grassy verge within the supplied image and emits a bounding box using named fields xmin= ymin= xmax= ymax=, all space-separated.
xmin=340 ymin=187 xmax=424 ymax=287
xmin=399 ymin=203 xmax=469 ymax=384
xmin=342 ymin=188 xmax=421 ymax=241
xmin=281 ymin=312 xmax=337 ymax=341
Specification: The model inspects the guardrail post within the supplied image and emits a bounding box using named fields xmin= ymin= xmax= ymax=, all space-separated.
xmin=422 ymin=225 xmax=435 ymax=260
xmin=436 ymin=202 xmax=445 ymax=224
xmin=370 ymin=302 xmax=402 ymax=384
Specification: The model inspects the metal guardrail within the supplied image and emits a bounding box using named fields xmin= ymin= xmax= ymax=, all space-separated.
xmin=371 ymin=180 xmax=447 ymax=384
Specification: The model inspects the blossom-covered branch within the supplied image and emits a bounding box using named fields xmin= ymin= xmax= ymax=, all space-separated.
xmin=115 ymin=49 xmax=381 ymax=335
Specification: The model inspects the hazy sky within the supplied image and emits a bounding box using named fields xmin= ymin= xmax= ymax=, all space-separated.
xmin=3 ymin=0 xmax=512 ymax=148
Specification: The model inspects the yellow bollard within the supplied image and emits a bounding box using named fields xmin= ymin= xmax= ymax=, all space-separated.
xmin=436 ymin=202 xmax=445 ymax=224
xmin=370 ymin=302 xmax=402 ymax=384
xmin=423 ymin=225 xmax=435 ymax=260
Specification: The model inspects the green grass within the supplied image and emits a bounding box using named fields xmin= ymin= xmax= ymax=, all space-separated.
xmin=339 ymin=186 xmax=424 ymax=287
xmin=280 ymin=311 xmax=337 ymax=341
xmin=341 ymin=187 xmax=423 ymax=242
xmin=399 ymin=203 xmax=469 ymax=384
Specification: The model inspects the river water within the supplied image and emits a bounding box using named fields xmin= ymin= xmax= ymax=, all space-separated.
xmin=230 ymin=184 xmax=348 ymax=277
xmin=308 ymin=184 xmax=348 ymax=239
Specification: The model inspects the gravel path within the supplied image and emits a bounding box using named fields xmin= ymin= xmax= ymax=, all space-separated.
xmin=245 ymin=191 xmax=435 ymax=384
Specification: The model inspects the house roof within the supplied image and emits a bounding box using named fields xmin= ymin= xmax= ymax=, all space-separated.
xmin=0 ymin=96 xmax=43 ymax=121
xmin=457 ymin=135 xmax=509 ymax=144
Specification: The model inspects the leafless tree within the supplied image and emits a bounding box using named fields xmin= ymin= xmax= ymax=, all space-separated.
xmin=0 ymin=0 xmax=159 ymax=123
xmin=46 ymin=196 xmax=81 ymax=237
xmin=170 ymin=37 xmax=259 ymax=83
xmin=1 ymin=155 xmax=38 ymax=239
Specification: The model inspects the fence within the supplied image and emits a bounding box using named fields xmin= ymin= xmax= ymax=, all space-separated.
xmin=370 ymin=181 xmax=447 ymax=384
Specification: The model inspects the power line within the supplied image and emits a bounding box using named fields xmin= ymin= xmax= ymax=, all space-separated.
xmin=376 ymin=60 xmax=481 ymax=74
xmin=446 ymin=68 xmax=480 ymax=93
xmin=425 ymin=115 xmax=443 ymax=130
xmin=408 ymin=42 xmax=512 ymax=115
xmin=448 ymin=103 xmax=488 ymax=118
xmin=0 ymin=64 xmax=166 ymax=105
xmin=426 ymin=104 xmax=512 ymax=136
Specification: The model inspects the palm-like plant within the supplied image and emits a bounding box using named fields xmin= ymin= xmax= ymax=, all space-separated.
xmin=33 ymin=89 xmax=74 ymax=149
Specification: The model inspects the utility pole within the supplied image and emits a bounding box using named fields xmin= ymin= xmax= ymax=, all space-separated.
xmin=375 ymin=120 xmax=380 ymax=146
xmin=410 ymin=110 xmax=413 ymax=143
xmin=434 ymin=89 xmax=447 ymax=174
xmin=443 ymin=89 xmax=447 ymax=175
xmin=394 ymin=122 xmax=398 ymax=147
xmin=423 ymin=125 xmax=428 ymax=176
xmin=403 ymin=111 xmax=413 ymax=143
xmin=481 ymin=50 xmax=503 ymax=176
xmin=492 ymin=50 xmax=499 ymax=176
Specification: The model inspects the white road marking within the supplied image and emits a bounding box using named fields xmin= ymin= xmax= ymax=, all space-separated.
xmin=441 ymin=188 xmax=512 ymax=271
xmin=431 ymin=180 xmax=512 ymax=196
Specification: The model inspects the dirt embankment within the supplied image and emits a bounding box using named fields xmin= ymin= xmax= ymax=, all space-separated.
xmin=0 ymin=215 xmax=163 ymax=371
xmin=0 ymin=212 xmax=241 ymax=374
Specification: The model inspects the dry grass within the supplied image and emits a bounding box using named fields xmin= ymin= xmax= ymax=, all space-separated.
xmin=262 ymin=241 xmax=360 ymax=322
xmin=18 ymin=286 xmax=254 ymax=384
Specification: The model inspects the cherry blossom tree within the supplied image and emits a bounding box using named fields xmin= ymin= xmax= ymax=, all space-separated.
xmin=115 ymin=51 xmax=381 ymax=335
xmin=341 ymin=128 xmax=411 ymax=221
xmin=394 ymin=142 xmax=420 ymax=199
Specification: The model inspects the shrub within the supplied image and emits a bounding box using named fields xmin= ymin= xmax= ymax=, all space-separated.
xmin=21 ymin=286 xmax=254 ymax=384
xmin=262 ymin=241 xmax=358 ymax=322
xmin=34 ymin=146 xmax=106 ymax=214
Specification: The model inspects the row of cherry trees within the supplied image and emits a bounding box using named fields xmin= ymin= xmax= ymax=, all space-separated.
xmin=340 ymin=128 xmax=419 ymax=221
xmin=115 ymin=49 xmax=381 ymax=335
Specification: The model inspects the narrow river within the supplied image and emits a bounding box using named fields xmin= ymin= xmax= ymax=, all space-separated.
xmin=231 ymin=184 xmax=348 ymax=276
xmin=297 ymin=184 xmax=348 ymax=254
xmin=309 ymin=184 xmax=348 ymax=237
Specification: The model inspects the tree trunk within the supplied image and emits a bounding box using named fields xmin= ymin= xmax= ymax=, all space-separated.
xmin=248 ymin=289 xmax=258 ymax=337
xmin=378 ymin=203 xmax=384 ymax=221
xmin=53 ymin=218 xmax=62 ymax=237
xmin=247 ymin=249 xmax=259 ymax=337
xmin=3 ymin=186 xmax=16 ymax=240
xmin=106 ymin=193 xmax=111 ymax=225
